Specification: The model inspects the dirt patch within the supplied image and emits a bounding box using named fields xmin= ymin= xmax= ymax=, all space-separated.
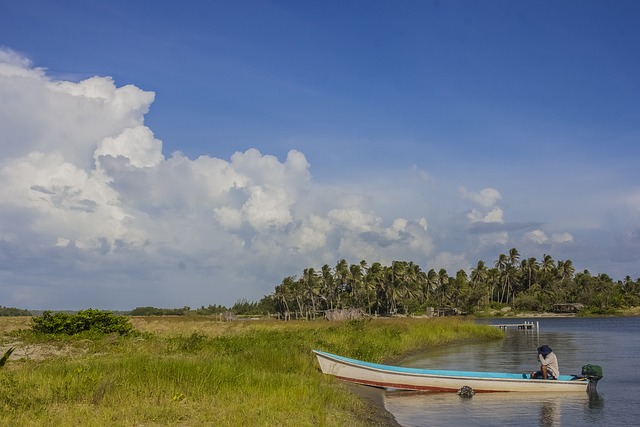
xmin=1 ymin=340 xmax=90 ymax=362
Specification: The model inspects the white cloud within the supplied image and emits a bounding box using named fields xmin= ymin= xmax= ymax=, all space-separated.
xmin=0 ymin=50 xmax=154 ymax=170
xmin=551 ymin=232 xmax=574 ymax=244
xmin=623 ymin=190 xmax=640 ymax=215
xmin=430 ymin=252 xmax=469 ymax=274
xmin=213 ymin=206 xmax=243 ymax=230
xmin=0 ymin=50 xmax=445 ymax=308
xmin=328 ymin=207 xmax=379 ymax=232
xmin=0 ymin=48 xmax=635 ymax=309
xmin=289 ymin=215 xmax=332 ymax=253
xmin=477 ymin=231 xmax=509 ymax=247
xmin=524 ymin=230 xmax=549 ymax=244
xmin=95 ymin=126 xmax=164 ymax=169
xmin=467 ymin=207 xmax=504 ymax=224
xmin=459 ymin=187 xmax=502 ymax=208
xmin=523 ymin=230 xmax=573 ymax=245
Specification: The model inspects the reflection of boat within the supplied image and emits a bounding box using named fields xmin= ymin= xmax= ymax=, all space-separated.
xmin=313 ymin=350 xmax=601 ymax=393
xmin=383 ymin=390 xmax=583 ymax=426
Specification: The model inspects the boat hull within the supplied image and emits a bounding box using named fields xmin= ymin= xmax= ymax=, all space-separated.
xmin=313 ymin=350 xmax=590 ymax=393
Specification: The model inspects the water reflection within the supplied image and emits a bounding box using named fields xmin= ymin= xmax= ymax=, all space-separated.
xmin=384 ymin=391 xmax=588 ymax=427
xmin=540 ymin=399 xmax=560 ymax=427
xmin=585 ymin=392 xmax=605 ymax=424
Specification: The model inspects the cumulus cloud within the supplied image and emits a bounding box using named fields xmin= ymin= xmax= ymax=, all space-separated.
xmin=459 ymin=187 xmax=502 ymax=208
xmin=0 ymin=48 xmax=440 ymax=309
xmin=523 ymin=230 xmax=574 ymax=245
xmin=430 ymin=252 xmax=469 ymax=274
xmin=2 ymin=48 xmax=632 ymax=309
xmin=524 ymin=229 xmax=549 ymax=244
xmin=467 ymin=207 xmax=504 ymax=224
xmin=551 ymin=232 xmax=574 ymax=244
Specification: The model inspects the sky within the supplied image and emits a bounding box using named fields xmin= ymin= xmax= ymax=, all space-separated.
xmin=1 ymin=0 xmax=639 ymax=310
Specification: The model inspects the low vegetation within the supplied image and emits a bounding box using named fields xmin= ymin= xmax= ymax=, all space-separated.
xmin=0 ymin=306 xmax=31 ymax=316
xmin=0 ymin=315 xmax=502 ymax=426
xmin=31 ymin=309 xmax=132 ymax=336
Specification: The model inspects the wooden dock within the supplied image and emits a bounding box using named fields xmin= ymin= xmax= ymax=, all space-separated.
xmin=493 ymin=321 xmax=539 ymax=330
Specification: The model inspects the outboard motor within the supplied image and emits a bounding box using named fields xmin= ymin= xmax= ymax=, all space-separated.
xmin=582 ymin=364 xmax=603 ymax=394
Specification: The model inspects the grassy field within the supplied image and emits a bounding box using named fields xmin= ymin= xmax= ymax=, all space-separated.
xmin=1 ymin=316 xmax=503 ymax=426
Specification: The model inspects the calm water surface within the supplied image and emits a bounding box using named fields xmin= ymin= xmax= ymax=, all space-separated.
xmin=383 ymin=317 xmax=640 ymax=427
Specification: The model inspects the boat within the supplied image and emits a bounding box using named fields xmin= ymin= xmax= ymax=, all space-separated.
xmin=313 ymin=350 xmax=602 ymax=393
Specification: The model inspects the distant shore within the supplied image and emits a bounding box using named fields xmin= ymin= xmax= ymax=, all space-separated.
xmin=472 ymin=306 xmax=640 ymax=318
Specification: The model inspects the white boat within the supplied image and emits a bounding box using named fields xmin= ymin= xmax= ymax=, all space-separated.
xmin=313 ymin=350 xmax=602 ymax=393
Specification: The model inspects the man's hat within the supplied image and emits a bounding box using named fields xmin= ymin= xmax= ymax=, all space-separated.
xmin=538 ymin=345 xmax=552 ymax=356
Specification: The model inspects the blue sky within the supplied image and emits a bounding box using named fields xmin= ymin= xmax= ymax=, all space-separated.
xmin=1 ymin=1 xmax=639 ymax=310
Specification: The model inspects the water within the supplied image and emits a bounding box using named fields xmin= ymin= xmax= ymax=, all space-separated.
xmin=383 ymin=317 xmax=640 ymax=426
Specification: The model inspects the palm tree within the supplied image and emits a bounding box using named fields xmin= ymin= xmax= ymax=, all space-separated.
xmin=274 ymin=276 xmax=295 ymax=318
xmin=558 ymin=259 xmax=575 ymax=281
xmin=507 ymin=248 xmax=521 ymax=267
xmin=437 ymin=268 xmax=450 ymax=306
xmin=301 ymin=268 xmax=320 ymax=319
xmin=470 ymin=260 xmax=489 ymax=307
xmin=366 ymin=262 xmax=385 ymax=314
xmin=542 ymin=254 xmax=555 ymax=275
xmin=495 ymin=253 xmax=508 ymax=272
xmin=348 ymin=262 xmax=364 ymax=307
xmin=487 ymin=268 xmax=501 ymax=303
xmin=320 ymin=264 xmax=334 ymax=310
xmin=500 ymin=264 xmax=519 ymax=305
xmin=408 ymin=262 xmax=428 ymax=305
xmin=334 ymin=259 xmax=349 ymax=309
xmin=427 ymin=269 xmax=439 ymax=304
xmin=520 ymin=257 xmax=539 ymax=290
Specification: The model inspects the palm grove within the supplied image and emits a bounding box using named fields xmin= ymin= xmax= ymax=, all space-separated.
xmin=265 ymin=248 xmax=640 ymax=318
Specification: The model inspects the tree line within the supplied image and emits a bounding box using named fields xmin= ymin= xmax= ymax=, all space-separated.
xmin=3 ymin=249 xmax=638 ymax=319
xmin=263 ymin=248 xmax=640 ymax=318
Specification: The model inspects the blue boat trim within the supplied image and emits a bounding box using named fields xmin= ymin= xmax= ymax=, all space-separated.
xmin=313 ymin=350 xmax=576 ymax=381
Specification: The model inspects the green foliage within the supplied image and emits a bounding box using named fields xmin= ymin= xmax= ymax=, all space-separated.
xmin=230 ymin=298 xmax=275 ymax=315
xmin=31 ymin=309 xmax=133 ymax=336
xmin=266 ymin=250 xmax=640 ymax=317
xmin=513 ymin=294 xmax=545 ymax=311
xmin=576 ymin=306 xmax=621 ymax=316
xmin=168 ymin=332 xmax=207 ymax=353
xmin=1 ymin=347 xmax=15 ymax=368
xmin=129 ymin=306 xmax=190 ymax=316
xmin=193 ymin=304 xmax=228 ymax=315
xmin=0 ymin=306 xmax=32 ymax=316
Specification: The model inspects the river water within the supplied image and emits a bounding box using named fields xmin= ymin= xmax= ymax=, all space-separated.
xmin=383 ymin=317 xmax=640 ymax=426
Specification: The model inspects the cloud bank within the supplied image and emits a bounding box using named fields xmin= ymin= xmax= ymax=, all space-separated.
xmin=0 ymin=48 xmax=635 ymax=309
xmin=0 ymin=49 xmax=434 ymax=309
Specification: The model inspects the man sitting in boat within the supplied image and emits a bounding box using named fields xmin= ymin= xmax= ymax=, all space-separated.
xmin=530 ymin=345 xmax=559 ymax=380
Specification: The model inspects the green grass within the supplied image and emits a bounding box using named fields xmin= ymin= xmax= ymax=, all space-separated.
xmin=1 ymin=317 xmax=502 ymax=426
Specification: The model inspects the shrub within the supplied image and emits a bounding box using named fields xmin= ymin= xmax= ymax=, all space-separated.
xmin=31 ymin=309 xmax=133 ymax=335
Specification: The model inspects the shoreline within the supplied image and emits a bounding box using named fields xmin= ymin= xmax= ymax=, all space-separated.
xmin=346 ymin=312 xmax=640 ymax=426
xmin=346 ymin=383 xmax=402 ymax=427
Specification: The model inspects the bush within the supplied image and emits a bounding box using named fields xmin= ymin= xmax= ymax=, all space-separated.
xmin=31 ymin=309 xmax=133 ymax=335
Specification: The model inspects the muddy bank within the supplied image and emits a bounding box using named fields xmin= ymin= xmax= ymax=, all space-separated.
xmin=346 ymin=383 xmax=402 ymax=427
